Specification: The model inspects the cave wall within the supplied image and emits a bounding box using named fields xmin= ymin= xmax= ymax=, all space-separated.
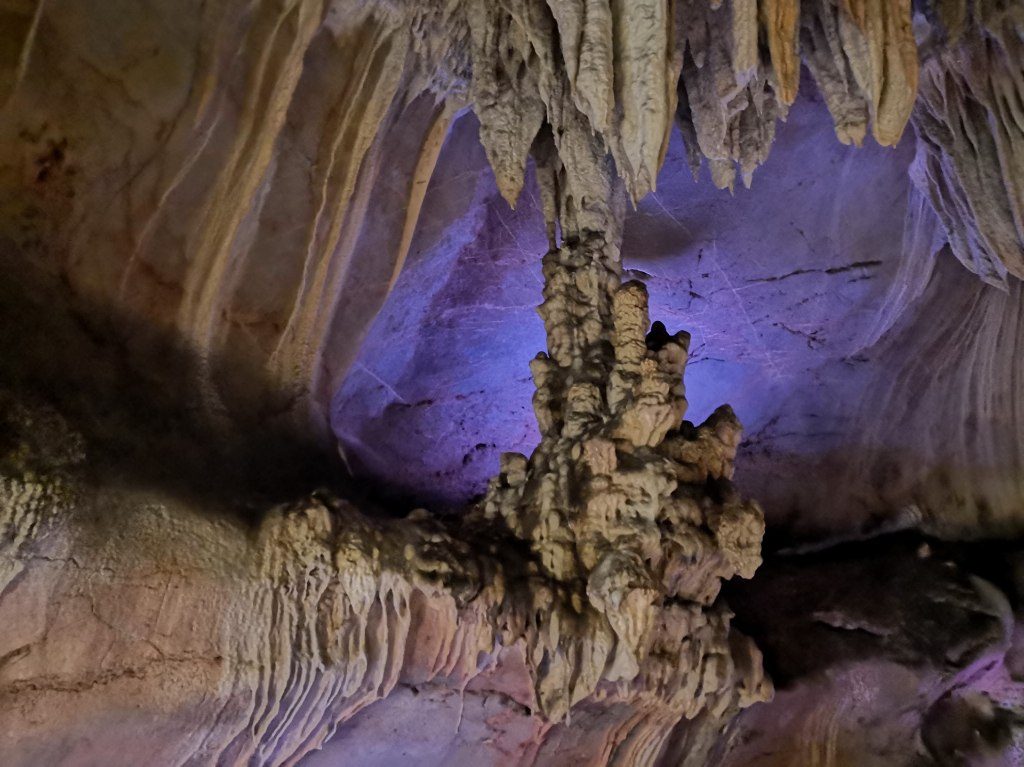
xmin=336 ymin=75 xmax=1024 ymax=541
xmin=2 ymin=1 xmax=1021 ymax=544
xmin=0 ymin=0 xmax=462 ymax=441
xmin=3 ymin=0 xmax=1024 ymax=765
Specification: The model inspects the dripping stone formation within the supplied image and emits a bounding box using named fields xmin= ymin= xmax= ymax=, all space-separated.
xmin=0 ymin=180 xmax=770 ymax=761
xmin=2 ymin=0 xmax=1024 ymax=765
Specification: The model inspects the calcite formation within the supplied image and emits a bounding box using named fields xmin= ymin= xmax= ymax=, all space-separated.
xmin=2 ymin=45 xmax=773 ymax=750
xmin=481 ymin=235 xmax=769 ymax=724
xmin=0 ymin=233 xmax=769 ymax=763
xmin=3 ymin=0 xmax=1024 ymax=764
xmin=719 ymin=534 xmax=1023 ymax=766
xmin=464 ymin=0 xmax=919 ymax=199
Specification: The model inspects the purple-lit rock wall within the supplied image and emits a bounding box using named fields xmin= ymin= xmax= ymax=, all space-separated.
xmin=332 ymin=82 xmax=907 ymax=519
xmin=331 ymin=112 xmax=548 ymax=508
xmin=334 ymin=76 xmax=1021 ymax=540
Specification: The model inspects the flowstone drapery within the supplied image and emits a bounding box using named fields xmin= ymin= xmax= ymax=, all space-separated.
xmin=911 ymin=1 xmax=1024 ymax=286
xmin=7 ymin=1 xmax=1024 ymax=764
xmin=1 ymin=4 xmax=774 ymax=758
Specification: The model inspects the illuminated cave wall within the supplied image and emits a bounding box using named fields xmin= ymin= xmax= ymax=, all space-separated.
xmin=334 ymin=76 xmax=915 ymax=530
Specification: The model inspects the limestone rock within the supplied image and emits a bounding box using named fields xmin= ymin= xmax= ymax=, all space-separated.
xmin=0 ymin=0 xmax=1016 ymax=450
xmin=0 ymin=238 xmax=771 ymax=763
xmin=911 ymin=2 xmax=1024 ymax=286
xmin=2 ymin=0 xmax=1024 ymax=764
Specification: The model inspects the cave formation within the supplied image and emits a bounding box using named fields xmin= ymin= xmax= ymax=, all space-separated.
xmin=3 ymin=0 xmax=1024 ymax=765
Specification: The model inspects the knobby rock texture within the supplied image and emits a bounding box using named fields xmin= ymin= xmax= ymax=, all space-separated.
xmin=0 ymin=222 xmax=772 ymax=763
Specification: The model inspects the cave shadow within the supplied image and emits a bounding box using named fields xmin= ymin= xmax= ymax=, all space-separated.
xmin=0 ymin=245 xmax=397 ymax=525
xmin=725 ymin=530 xmax=1024 ymax=689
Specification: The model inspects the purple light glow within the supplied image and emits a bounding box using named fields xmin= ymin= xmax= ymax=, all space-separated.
xmin=332 ymin=80 xmax=917 ymax=519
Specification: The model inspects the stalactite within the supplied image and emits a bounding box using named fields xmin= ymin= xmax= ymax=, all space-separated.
xmin=5 ymin=0 xmax=1016 ymax=444
xmin=5 ymin=1 xmax=1024 ymax=764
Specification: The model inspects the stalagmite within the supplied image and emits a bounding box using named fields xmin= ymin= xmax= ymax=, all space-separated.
xmin=481 ymin=133 xmax=769 ymax=725
xmin=0 ymin=32 xmax=777 ymax=751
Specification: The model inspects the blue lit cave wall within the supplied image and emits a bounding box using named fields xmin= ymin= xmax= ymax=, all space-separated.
xmin=332 ymin=78 xmax=1022 ymax=540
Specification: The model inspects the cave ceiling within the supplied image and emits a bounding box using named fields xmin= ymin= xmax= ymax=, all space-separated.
xmin=2 ymin=0 xmax=1021 ymax=539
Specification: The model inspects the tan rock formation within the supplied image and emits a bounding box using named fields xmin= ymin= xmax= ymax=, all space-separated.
xmin=1 ymin=51 xmax=775 ymax=750
xmin=0 ymin=230 xmax=770 ymax=763
xmin=2 ymin=36 xmax=775 ymax=753
xmin=3 ymin=0 xmax=1024 ymax=764
xmin=481 ymin=235 xmax=769 ymax=725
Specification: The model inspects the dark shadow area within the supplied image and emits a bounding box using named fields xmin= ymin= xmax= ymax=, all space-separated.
xmin=725 ymin=530 xmax=1023 ymax=688
xmin=0 ymin=243 xmax=402 ymax=524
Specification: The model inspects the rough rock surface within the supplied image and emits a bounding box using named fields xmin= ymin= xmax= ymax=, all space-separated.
xmin=717 ymin=534 xmax=1024 ymax=766
xmin=911 ymin=1 xmax=1024 ymax=286
xmin=3 ymin=0 xmax=1024 ymax=765
xmin=8 ymin=366 xmax=1020 ymax=766
xmin=338 ymin=83 xmax=1024 ymax=542
xmin=1 ymin=74 xmax=774 ymax=760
